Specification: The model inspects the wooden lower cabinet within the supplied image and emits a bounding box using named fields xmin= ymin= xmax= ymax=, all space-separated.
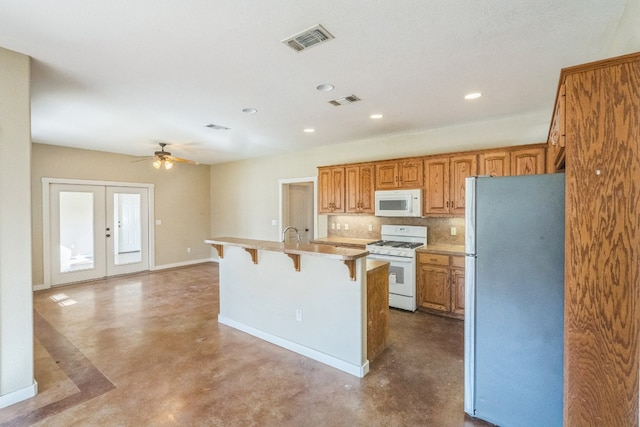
xmin=416 ymin=252 xmax=464 ymax=319
xmin=366 ymin=260 xmax=389 ymax=360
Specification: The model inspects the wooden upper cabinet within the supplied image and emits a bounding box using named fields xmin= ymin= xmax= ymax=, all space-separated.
xmin=345 ymin=163 xmax=374 ymax=214
xmin=375 ymin=158 xmax=423 ymax=190
xmin=424 ymin=155 xmax=477 ymax=215
xmin=479 ymin=151 xmax=510 ymax=177
xmin=547 ymin=83 xmax=566 ymax=172
xmin=511 ymin=147 xmax=546 ymax=175
xmin=374 ymin=162 xmax=398 ymax=189
xmin=424 ymin=157 xmax=450 ymax=214
xmin=450 ymin=154 xmax=477 ymax=215
xmin=399 ymin=159 xmax=424 ymax=188
xmin=317 ymin=166 xmax=345 ymax=214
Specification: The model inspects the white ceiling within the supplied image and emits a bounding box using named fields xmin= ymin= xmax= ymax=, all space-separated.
xmin=0 ymin=0 xmax=630 ymax=165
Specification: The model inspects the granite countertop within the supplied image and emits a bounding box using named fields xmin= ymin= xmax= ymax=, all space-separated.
xmin=311 ymin=236 xmax=378 ymax=248
xmin=418 ymin=244 xmax=466 ymax=255
xmin=205 ymin=237 xmax=369 ymax=261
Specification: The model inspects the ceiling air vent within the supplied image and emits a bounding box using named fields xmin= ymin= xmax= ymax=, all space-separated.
xmin=282 ymin=24 xmax=334 ymax=52
xmin=328 ymin=95 xmax=361 ymax=106
xmin=205 ymin=123 xmax=230 ymax=130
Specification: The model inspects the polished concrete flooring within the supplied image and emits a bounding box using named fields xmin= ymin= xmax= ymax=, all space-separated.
xmin=1 ymin=263 xmax=492 ymax=426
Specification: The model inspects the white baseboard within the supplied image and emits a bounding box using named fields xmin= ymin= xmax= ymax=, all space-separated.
xmin=218 ymin=314 xmax=369 ymax=378
xmin=33 ymin=258 xmax=219 ymax=291
xmin=151 ymin=258 xmax=217 ymax=271
xmin=0 ymin=380 xmax=38 ymax=409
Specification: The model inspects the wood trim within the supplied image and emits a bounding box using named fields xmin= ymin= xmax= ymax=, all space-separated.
xmin=287 ymin=253 xmax=301 ymax=271
xmin=211 ymin=244 xmax=224 ymax=259
xmin=243 ymin=248 xmax=258 ymax=264
xmin=343 ymin=260 xmax=356 ymax=281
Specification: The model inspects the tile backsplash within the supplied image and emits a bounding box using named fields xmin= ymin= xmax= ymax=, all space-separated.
xmin=326 ymin=215 xmax=465 ymax=246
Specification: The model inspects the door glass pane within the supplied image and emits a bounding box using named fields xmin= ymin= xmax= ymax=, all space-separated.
xmin=114 ymin=193 xmax=142 ymax=265
xmin=59 ymin=191 xmax=94 ymax=272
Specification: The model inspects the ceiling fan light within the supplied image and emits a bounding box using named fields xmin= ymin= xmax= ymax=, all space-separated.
xmin=153 ymin=160 xmax=161 ymax=169
xmin=163 ymin=160 xmax=173 ymax=170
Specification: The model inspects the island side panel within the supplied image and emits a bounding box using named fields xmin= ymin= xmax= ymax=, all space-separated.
xmin=218 ymin=246 xmax=367 ymax=373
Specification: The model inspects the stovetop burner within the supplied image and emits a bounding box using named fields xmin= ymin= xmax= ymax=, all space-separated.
xmin=367 ymin=240 xmax=424 ymax=249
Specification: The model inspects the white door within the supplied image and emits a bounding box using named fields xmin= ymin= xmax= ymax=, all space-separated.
xmin=50 ymin=184 xmax=107 ymax=285
xmin=50 ymin=184 xmax=149 ymax=286
xmin=106 ymin=187 xmax=149 ymax=276
xmin=286 ymin=183 xmax=314 ymax=243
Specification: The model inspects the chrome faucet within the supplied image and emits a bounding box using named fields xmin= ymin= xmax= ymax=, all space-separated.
xmin=282 ymin=226 xmax=301 ymax=243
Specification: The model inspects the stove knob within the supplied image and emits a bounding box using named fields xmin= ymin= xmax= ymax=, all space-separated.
xmin=390 ymin=250 xmax=399 ymax=256
xmin=380 ymin=249 xmax=390 ymax=255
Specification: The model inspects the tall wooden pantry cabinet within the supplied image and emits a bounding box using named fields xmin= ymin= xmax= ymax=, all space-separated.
xmin=557 ymin=52 xmax=640 ymax=425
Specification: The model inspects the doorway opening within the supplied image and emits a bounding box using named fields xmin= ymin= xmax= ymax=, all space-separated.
xmin=279 ymin=177 xmax=317 ymax=244
xmin=43 ymin=178 xmax=154 ymax=287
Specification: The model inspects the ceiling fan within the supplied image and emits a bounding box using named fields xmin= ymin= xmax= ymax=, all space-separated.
xmin=140 ymin=142 xmax=199 ymax=170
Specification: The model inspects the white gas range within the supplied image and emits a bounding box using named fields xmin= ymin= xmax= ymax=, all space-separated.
xmin=366 ymin=225 xmax=427 ymax=311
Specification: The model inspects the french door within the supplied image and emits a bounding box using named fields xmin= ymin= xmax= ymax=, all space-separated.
xmin=49 ymin=183 xmax=150 ymax=286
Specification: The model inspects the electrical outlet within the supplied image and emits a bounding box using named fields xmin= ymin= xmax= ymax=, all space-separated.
xmin=187 ymin=247 xmax=191 ymax=253
xmin=368 ymin=224 xmax=373 ymax=232
xmin=344 ymin=223 xmax=349 ymax=230
xmin=331 ymin=223 xmax=335 ymax=230
xmin=451 ymin=227 xmax=457 ymax=236
xmin=271 ymin=219 xmax=277 ymax=226
xmin=296 ymin=309 xmax=303 ymax=322
xmin=336 ymin=223 xmax=341 ymax=230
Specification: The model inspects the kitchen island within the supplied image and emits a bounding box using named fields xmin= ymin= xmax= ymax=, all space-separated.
xmin=205 ymin=237 xmax=388 ymax=377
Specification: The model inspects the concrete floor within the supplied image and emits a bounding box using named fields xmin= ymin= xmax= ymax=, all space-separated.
xmin=1 ymin=263 xmax=492 ymax=426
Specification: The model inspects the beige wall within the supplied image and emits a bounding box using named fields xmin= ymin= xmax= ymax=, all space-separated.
xmin=0 ymin=47 xmax=35 ymax=406
xmin=31 ymin=143 xmax=211 ymax=285
xmin=210 ymin=109 xmax=550 ymax=241
xmin=608 ymin=0 xmax=640 ymax=56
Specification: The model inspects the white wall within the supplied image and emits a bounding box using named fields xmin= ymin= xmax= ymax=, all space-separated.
xmin=0 ymin=47 xmax=36 ymax=407
xmin=607 ymin=0 xmax=640 ymax=56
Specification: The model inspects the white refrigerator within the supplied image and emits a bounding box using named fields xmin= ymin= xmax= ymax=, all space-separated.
xmin=464 ymin=174 xmax=564 ymax=426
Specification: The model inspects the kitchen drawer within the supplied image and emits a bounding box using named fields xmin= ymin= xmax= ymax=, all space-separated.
xmin=418 ymin=253 xmax=449 ymax=266
xmin=451 ymin=256 xmax=465 ymax=269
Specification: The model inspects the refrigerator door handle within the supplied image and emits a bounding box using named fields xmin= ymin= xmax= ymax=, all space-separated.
xmin=465 ymin=177 xmax=477 ymax=255
xmin=464 ymin=253 xmax=477 ymax=416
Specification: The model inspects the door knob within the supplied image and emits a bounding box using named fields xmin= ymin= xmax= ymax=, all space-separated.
xmin=106 ymin=227 xmax=110 ymax=231
xmin=106 ymin=234 xmax=111 ymax=237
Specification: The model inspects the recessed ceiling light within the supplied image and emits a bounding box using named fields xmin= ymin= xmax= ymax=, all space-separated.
xmin=304 ymin=128 xmax=315 ymax=133
xmin=370 ymin=114 xmax=383 ymax=119
xmin=316 ymin=84 xmax=334 ymax=92
xmin=242 ymin=108 xmax=257 ymax=114
xmin=464 ymin=92 xmax=483 ymax=100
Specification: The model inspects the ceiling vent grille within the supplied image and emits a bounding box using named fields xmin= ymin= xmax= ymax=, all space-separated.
xmin=328 ymin=95 xmax=361 ymax=106
xmin=205 ymin=123 xmax=230 ymax=130
xmin=283 ymin=24 xmax=334 ymax=52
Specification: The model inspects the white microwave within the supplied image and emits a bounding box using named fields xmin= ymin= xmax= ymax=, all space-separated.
xmin=374 ymin=189 xmax=423 ymax=217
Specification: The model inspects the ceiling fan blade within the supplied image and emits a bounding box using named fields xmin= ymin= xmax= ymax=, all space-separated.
xmin=167 ymin=155 xmax=199 ymax=165
xmin=131 ymin=156 xmax=155 ymax=162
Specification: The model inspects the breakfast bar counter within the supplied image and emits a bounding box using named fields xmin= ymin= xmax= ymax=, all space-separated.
xmin=205 ymin=237 xmax=384 ymax=377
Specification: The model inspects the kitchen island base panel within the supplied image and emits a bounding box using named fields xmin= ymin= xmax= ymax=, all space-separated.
xmin=218 ymin=246 xmax=368 ymax=376
xmin=218 ymin=315 xmax=370 ymax=377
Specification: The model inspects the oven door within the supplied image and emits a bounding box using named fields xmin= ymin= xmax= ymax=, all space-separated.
xmin=367 ymin=254 xmax=415 ymax=297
